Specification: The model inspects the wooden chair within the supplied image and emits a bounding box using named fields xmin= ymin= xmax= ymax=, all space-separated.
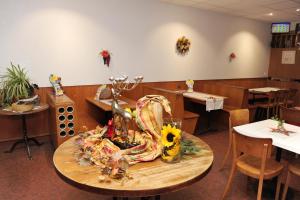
xmin=274 ymin=90 xmax=289 ymax=117
xmin=255 ymin=91 xmax=277 ymax=120
xmin=222 ymin=131 xmax=284 ymax=200
xmin=286 ymin=88 xmax=298 ymax=108
xmin=220 ymin=109 xmax=249 ymax=170
xmin=280 ymin=106 xmax=300 ymax=199
xmin=282 ymin=159 xmax=300 ymax=200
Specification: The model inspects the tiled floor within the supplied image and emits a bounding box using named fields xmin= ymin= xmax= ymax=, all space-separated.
xmin=0 ymin=131 xmax=299 ymax=200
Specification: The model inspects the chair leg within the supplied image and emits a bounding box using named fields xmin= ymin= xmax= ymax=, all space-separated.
xmin=220 ymin=131 xmax=232 ymax=170
xmin=275 ymin=174 xmax=282 ymax=200
xmin=282 ymin=171 xmax=291 ymax=200
xmin=257 ymin=175 xmax=264 ymax=200
xmin=221 ymin=163 xmax=237 ymax=199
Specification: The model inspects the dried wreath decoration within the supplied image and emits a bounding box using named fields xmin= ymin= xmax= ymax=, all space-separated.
xmin=100 ymin=50 xmax=111 ymax=67
xmin=176 ymin=36 xmax=191 ymax=55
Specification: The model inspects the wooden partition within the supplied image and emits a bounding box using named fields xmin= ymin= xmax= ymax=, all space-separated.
xmin=269 ymin=48 xmax=300 ymax=80
xmin=0 ymin=78 xmax=269 ymax=141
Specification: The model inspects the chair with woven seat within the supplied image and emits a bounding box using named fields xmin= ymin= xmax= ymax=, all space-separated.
xmin=282 ymin=159 xmax=300 ymax=200
xmin=220 ymin=109 xmax=249 ymax=170
xmin=222 ymin=131 xmax=284 ymax=200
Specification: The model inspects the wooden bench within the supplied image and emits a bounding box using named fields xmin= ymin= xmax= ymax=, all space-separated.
xmin=143 ymin=86 xmax=199 ymax=134
xmin=193 ymin=82 xmax=250 ymax=128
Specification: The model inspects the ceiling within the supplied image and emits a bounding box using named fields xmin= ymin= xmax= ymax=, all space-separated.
xmin=161 ymin=0 xmax=300 ymax=22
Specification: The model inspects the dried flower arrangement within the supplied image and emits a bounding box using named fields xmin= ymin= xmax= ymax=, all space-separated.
xmin=176 ymin=36 xmax=191 ymax=55
xmin=100 ymin=50 xmax=111 ymax=67
xmin=270 ymin=116 xmax=295 ymax=136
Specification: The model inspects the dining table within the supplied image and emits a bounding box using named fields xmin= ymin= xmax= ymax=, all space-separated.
xmin=183 ymin=91 xmax=227 ymax=133
xmin=248 ymin=87 xmax=286 ymax=94
xmin=53 ymin=132 xmax=213 ymax=199
xmin=234 ymin=119 xmax=300 ymax=160
xmin=1 ymin=103 xmax=49 ymax=159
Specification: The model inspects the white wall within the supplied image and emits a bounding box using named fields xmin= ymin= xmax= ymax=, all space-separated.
xmin=0 ymin=0 xmax=271 ymax=87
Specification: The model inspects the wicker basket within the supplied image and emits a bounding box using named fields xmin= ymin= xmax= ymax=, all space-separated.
xmin=11 ymin=103 xmax=34 ymax=112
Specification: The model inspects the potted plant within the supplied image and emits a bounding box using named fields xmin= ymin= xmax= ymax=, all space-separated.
xmin=0 ymin=63 xmax=38 ymax=112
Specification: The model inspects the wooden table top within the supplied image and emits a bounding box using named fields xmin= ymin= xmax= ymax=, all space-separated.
xmin=86 ymin=97 xmax=136 ymax=112
xmin=248 ymin=87 xmax=287 ymax=94
xmin=0 ymin=103 xmax=49 ymax=116
xmin=53 ymin=133 xmax=214 ymax=197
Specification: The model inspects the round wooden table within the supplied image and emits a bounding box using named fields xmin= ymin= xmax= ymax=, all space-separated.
xmin=1 ymin=103 xmax=49 ymax=160
xmin=53 ymin=133 xmax=213 ymax=199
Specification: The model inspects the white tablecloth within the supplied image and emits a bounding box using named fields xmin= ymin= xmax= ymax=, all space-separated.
xmin=183 ymin=92 xmax=225 ymax=111
xmin=234 ymin=119 xmax=300 ymax=154
xmin=248 ymin=87 xmax=281 ymax=93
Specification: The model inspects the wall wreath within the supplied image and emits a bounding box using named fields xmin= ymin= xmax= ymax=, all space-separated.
xmin=176 ymin=36 xmax=191 ymax=55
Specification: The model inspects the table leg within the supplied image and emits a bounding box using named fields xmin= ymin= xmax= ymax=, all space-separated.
xmin=22 ymin=115 xmax=32 ymax=160
xmin=4 ymin=115 xmax=43 ymax=160
xmin=199 ymin=110 xmax=217 ymax=133
xmin=28 ymin=138 xmax=44 ymax=146
xmin=275 ymin=147 xmax=282 ymax=162
xmin=4 ymin=139 xmax=23 ymax=153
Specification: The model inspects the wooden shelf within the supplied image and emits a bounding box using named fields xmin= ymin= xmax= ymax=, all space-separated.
xmin=271 ymin=33 xmax=299 ymax=48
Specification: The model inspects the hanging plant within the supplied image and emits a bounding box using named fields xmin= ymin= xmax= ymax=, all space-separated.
xmin=176 ymin=36 xmax=191 ymax=55
xmin=100 ymin=50 xmax=111 ymax=67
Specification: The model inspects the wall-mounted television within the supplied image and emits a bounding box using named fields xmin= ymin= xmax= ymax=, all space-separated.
xmin=271 ymin=22 xmax=290 ymax=33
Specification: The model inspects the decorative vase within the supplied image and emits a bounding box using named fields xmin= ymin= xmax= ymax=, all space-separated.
xmin=161 ymin=118 xmax=182 ymax=163
xmin=186 ymin=80 xmax=194 ymax=93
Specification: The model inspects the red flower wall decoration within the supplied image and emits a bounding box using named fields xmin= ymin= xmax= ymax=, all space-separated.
xmin=100 ymin=50 xmax=111 ymax=67
xmin=229 ymin=52 xmax=236 ymax=62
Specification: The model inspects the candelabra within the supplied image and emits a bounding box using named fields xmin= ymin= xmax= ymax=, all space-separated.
xmin=109 ymin=75 xmax=143 ymax=145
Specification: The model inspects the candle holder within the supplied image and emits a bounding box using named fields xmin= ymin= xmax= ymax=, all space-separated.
xmin=109 ymin=75 xmax=143 ymax=145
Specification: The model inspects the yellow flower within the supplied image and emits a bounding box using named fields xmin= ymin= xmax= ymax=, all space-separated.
xmin=161 ymin=124 xmax=181 ymax=147
xmin=166 ymin=143 xmax=180 ymax=156
xmin=124 ymin=107 xmax=132 ymax=113
xmin=186 ymin=79 xmax=194 ymax=84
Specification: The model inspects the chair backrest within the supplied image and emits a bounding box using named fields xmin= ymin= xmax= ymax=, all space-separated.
xmin=287 ymin=88 xmax=298 ymax=107
xmin=229 ymin=109 xmax=250 ymax=129
xmin=275 ymin=90 xmax=289 ymax=105
xmin=229 ymin=109 xmax=249 ymax=136
xmin=280 ymin=106 xmax=300 ymax=126
xmin=233 ymin=131 xmax=273 ymax=159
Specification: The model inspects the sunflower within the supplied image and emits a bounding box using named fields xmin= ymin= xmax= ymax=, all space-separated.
xmin=161 ymin=124 xmax=181 ymax=147
xmin=166 ymin=143 xmax=181 ymax=156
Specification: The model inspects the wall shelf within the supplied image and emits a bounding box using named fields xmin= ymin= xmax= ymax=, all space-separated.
xmin=271 ymin=32 xmax=299 ymax=48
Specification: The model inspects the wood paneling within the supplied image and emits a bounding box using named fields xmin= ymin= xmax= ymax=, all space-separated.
xmin=0 ymin=78 xmax=272 ymax=142
xmin=269 ymin=48 xmax=300 ymax=80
